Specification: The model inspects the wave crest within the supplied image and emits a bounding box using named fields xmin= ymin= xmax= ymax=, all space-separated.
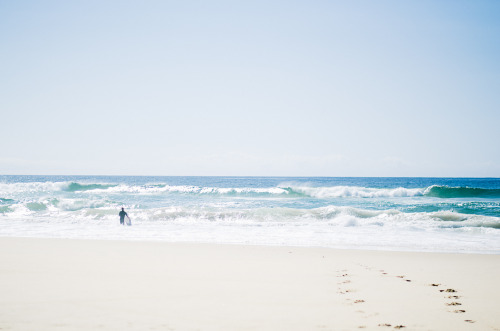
xmin=424 ymin=185 xmax=500 ymax=198
xmin=284 ymin=186 xmax=424 ymax=198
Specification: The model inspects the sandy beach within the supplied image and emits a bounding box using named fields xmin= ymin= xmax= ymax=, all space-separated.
xmin=0 ymin=238 xmax=499 ymax=331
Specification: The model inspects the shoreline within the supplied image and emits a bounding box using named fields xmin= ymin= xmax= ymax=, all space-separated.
xmin=2 ymin=234 xmax=500 ymax=255
xmin=1 ymin=237 xmax=499 ymax=330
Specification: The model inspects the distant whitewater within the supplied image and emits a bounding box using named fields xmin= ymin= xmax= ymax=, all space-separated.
xmin=1 ymin=176 xmax=499 ymax=253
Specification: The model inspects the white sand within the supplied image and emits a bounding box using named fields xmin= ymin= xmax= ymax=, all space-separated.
xmin=0 ymin=237 xmax=499 ymax=330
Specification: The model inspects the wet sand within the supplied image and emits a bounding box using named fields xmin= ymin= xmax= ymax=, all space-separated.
xmin=0 ymin=237 xmax=499 ymax=330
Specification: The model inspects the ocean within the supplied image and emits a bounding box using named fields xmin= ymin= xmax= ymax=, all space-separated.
xmin=1 ymin=175 xmax=499 ymax=253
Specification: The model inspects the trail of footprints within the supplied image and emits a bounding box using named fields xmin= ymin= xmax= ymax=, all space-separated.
xmin=375 ymin=266 xmax=477 ymax=325
xmin=335 ymin=265 xmax=477 ymax=329
xmin=336 ymin=268 xmax=407 ymax=329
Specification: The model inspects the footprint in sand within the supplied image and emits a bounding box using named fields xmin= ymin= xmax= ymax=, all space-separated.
xmin=454 ymin=310 xmax=466 ymax=313
xmin=354 ymin=299 xmax=365 ymax=303
xmin=394 ymin=326 xmax=406 ymax=329
xmin=378 ymin=323 xmax=392 ymax=327
xmin=338 ymin=290 xmax=352 ymax=295
xmin=465 ymin=320 xmax=475 ymax=323
xmin=446 ymin=302 xmax=462 ymax=306
xmin=394 ymin=275 xmax=411 ymax=282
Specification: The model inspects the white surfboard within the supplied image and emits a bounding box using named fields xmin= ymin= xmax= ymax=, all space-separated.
xmin=126 ymin=217 xmax=132 ymax=226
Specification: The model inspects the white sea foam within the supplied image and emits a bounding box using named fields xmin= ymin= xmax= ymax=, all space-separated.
xmin=2 ymin=201 xmax=498 ymax=229
xmin=1 ymin=206 xmax=498 ymax=253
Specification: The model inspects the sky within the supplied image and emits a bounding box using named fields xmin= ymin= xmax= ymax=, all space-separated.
xmin=1 ymin=0 xmax=499 ymax=177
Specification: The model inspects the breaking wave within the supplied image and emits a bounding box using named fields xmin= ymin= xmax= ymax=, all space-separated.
xmin=285 ymin=186 xmax=424 ymax=198
xmin=0 ymin=181 xmax=427 ymax=198
xmin=1 ymin=181 xmax=499 ymax=200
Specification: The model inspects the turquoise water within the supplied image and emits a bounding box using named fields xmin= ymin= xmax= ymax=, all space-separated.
xmin=1 ymin=176 xmax=499 ymax=253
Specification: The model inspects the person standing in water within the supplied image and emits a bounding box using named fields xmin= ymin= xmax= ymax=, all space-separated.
xmin=119 ymin=208 xmax=130 ymax=225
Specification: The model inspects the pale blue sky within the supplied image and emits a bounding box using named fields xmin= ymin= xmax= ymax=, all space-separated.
xmin=1 ymin=0 xmax=499 ymax=176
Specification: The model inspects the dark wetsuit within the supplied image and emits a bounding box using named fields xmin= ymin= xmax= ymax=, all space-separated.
xmin=119 ymin=210 xmax=128 ymax=225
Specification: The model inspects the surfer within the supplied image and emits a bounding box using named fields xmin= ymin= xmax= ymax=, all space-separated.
xmin=119 ymin=208 xmax=130 ymax=225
